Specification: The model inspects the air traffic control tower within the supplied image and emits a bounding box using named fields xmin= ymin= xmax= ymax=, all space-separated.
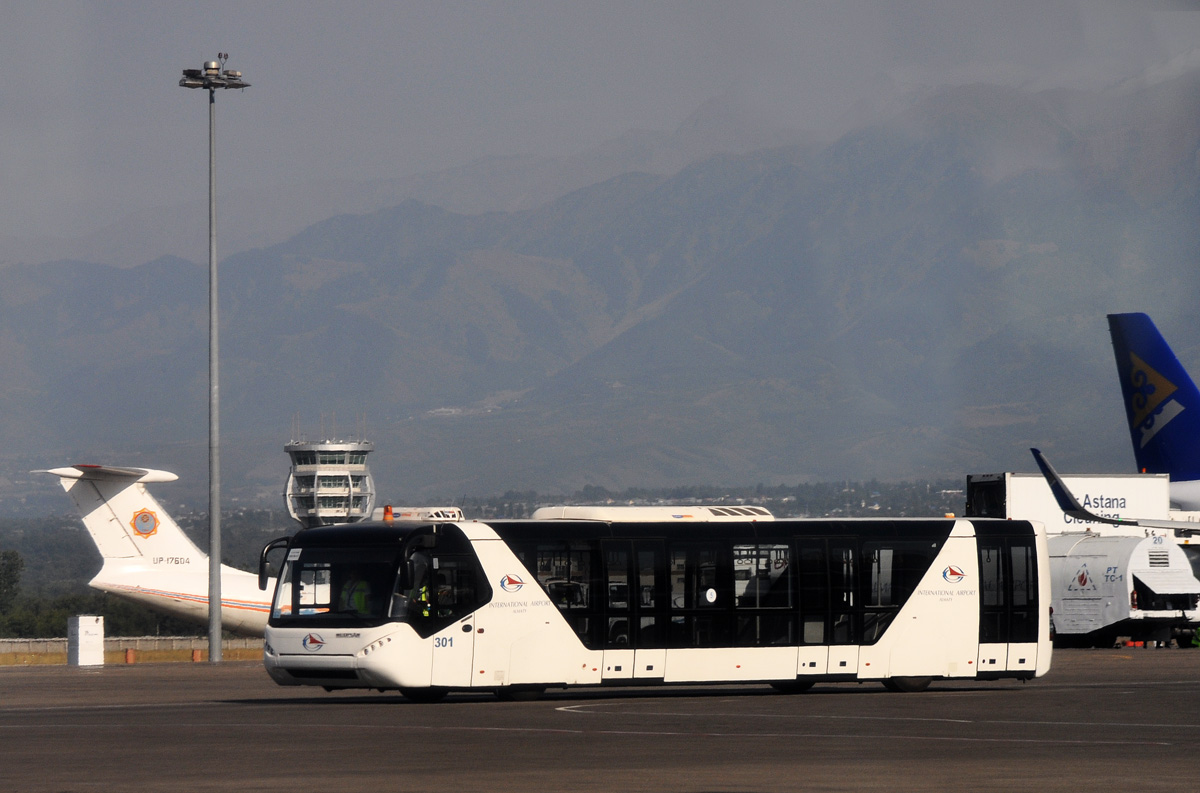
xmin=284 ymin=438 xmax=376 ymax=528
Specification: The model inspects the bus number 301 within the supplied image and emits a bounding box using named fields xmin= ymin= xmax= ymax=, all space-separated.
xmin=434 ymin=637 xmax=453 ymax=648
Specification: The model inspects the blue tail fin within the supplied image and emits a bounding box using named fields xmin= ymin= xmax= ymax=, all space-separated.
xmin=1107 ymin=313 xmax=1200 ymax=480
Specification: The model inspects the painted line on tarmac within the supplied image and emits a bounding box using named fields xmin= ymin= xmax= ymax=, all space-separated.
xmin=1026 ymin=679 xmax=1200 ymax=689
xmin=0 ymin=701 xmax=230 ymax=714
xmin=6 ymin=699 xmax=1195 ymax=739
xmin=555 ymin=702 xmax=1200 ymax=733
xmin=0 ymin=720 xmax=1173 ymax=746
xmin=558 ymin=703 xmax=973 ymax=724
xmin=413 ymin=722 xmax=1178 ymax=747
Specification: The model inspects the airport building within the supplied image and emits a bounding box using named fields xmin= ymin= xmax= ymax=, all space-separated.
xmin=284 ymin=438 xmax=376 ymax=527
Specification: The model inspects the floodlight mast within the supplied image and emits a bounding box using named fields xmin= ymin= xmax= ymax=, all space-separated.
xmin=178 ymin=53 xmax=249 ymax=663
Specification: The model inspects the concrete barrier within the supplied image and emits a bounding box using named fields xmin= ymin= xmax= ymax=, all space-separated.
xmin=0 ymin=637 xmax=264 ymax=665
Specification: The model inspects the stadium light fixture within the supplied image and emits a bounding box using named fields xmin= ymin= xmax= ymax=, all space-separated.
xmin=178 ymin=53 xmax=249 ymax=663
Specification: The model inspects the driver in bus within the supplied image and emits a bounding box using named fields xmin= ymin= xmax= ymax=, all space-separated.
xmin=407 ymin=551 xmax=447 ymax=619
xmin=409 ymin=563 xmax=432 ymax=618
xmin=413 ymin=580 xmax=431 ymax=617
xmin=338 ymin=570 xmax=372 ymax=616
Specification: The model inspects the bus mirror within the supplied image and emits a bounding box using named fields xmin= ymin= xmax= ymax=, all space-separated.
xmin=258 ymin=535 xmax=292 ymax=591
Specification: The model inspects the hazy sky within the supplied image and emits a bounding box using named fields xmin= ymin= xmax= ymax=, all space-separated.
xmin=3 ymin=1 xmax=1199 ymax=241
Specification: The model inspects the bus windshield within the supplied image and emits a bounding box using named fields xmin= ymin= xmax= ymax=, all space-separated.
xmin=272 ymin=546 xmax=404 ymax=626
xmin=269 ymin=527 xmax=493 ymax=634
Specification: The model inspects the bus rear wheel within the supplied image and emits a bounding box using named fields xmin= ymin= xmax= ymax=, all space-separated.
xmin=882 ymin=677 xmax=932 ymax=693
xmin=400 ymin=687 xmax=448 ymax=703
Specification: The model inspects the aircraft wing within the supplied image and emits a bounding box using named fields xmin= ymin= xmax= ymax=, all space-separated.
xmin=1030 ymin=448 xmax=1198 ymax=535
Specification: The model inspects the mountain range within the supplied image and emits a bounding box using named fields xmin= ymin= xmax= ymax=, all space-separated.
xmin=3 ymin=72 xmax=1200 ymax=511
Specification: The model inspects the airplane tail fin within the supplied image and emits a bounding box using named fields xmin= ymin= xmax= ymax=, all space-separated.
xmin=36 ymin=464 xmax=207 ymax=565
xmin=1108 ymin=313 xmax=1200 ymax=481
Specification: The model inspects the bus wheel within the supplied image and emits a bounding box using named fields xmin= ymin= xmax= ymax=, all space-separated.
xmin=770 ymin=681 xmax=815 ymax=694
xmin=400 ymin=687 xmax=448 ymax=703
xmin=495 ymin=686 xmax=545 ymax=702
xmin=882 ymin=677 xmax=932 ymax=693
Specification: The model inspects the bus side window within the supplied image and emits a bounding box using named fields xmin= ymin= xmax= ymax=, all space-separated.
xmin=533 ymin=544 xmax=592 ymax=610
xmin=395 ymin=552 xmax=489 ymax=629
xmin=693 ymin=545 xmax=722 ymax=608
xmin=431 ymin=558 xmax=480 ymax=619
xmin=1009 ymin=540 xmax=1038 ymax=643
xmin=668 ymin=542 xmax=731 ymax=647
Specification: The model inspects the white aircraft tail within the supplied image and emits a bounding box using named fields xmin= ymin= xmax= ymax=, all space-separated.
xmin=37 ymin=464 xmax=271 ymax=635
xmin=39 ymin=464 xmax=205 ymax=565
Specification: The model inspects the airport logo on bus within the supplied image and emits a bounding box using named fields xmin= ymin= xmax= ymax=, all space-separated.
xmin=302 ymin=633 xmax=325 ymax=652
xmin=130 ymin=508 xmax=159 ymax=538
xmin=499 ymin=574 xmax=526 ymax=593
xmin=942 ymin=565 xmax=966 ymax=584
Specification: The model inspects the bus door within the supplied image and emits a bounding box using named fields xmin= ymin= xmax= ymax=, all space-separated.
xmin=424 ymin=555 xmax=478 ymax=688
xmin=1005 ymin=537 xmax=1040 ymax=674
xmin=601 ymin=539 xmax=667 ymax=680
xmin=633 ymin=540 xmax=667 ymax=678
xmin=977 ymin=535 xmax=1040 ymax=676
xmin=429 ymin=615 xmax=475 ymax=687
xmin=795 ymin=538 xmax=859 ymax=676
xmin=796 ymin=539 xmax=829 ymax=676
xmin=827 ymin=539 xmax=860 ymax=676
xmin=977 ymin=537 xmax=1009 ymax=672
xmin=601 ymin=541 xmax=633 ymax=679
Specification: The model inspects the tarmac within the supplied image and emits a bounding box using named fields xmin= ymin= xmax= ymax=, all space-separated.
xmin=0 ymin=649 xmax=1197 ymax=792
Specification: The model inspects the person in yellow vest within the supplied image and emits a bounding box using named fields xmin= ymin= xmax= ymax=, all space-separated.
xmin=413 ymin=582 xmax=431 ymax=617
xmin=407 ymin=551 xmax=433 ymax=618
xmin=338 ymin=570 xmax=371 ymax=615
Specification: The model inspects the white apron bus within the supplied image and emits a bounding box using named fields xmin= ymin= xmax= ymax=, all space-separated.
xmin=260 ymin=516 xmax=1051 ymax=701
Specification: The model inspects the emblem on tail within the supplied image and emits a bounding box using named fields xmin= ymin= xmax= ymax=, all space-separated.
xmin=130 ymin=508 xmax=159 ymax=537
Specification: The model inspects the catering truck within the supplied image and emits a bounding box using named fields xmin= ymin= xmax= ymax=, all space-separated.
xmin=965 ymin=469 xmax=1200 ymax=646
